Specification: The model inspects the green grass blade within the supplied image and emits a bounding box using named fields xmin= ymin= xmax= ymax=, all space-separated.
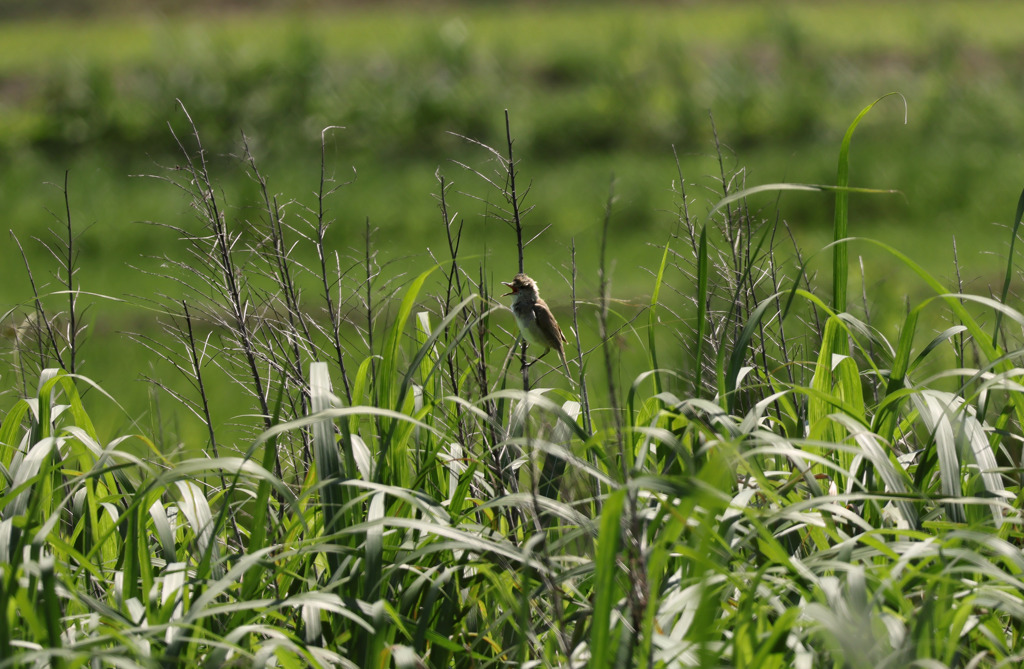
xmin=309 ymin=362 xmax=345 ymax=574
xmin=402 ymin=295 xmax=486 ymax=398
xmin=873 ymin=302 xmax=921 ymax=442
xmin=174 ymin=480 xmax=220 ymax=579
xmin=694 ymin=225 xmax=708 ymax=398
xmin=242 ymin=381 xmax=287 ymax=600
xmin=832 ymin=92 xmax=907 ymax=313
xmin=121 ymin=501 xmax=141 ymax=604
xmin=377 ymin=266 xmax=438 ymax=485
xmin=913 ymin=390 xmax=1005 ymax=526
xmin=148 ymin=498 xmax=176 ymax=561
xmin=846 ymin=238 xmax=1024 ymax=432
xmin=807 ymin=315 xmax=863 ymax=483
xmin=38 ymin=556 xmax=63 ymax=669
xmin=648 ymin=236 xmax=671 ymax=395
xmin=910 ymin=325 xmax=968 ymax=372
xmin=589 ymin=488 xmax=625 ymax=666
xmin=705 ymin=182 xmax=897 ymax=221
xmin=723 ymin=293 xmax=782 ymax=415
xmin=992 ymin=186 xmax=1024 ymax=350
xmin=914 ymin=391 xmax=966 ymax=523
xmin=364 ymin=491 xmax=385 ymax=602
xmin=830 ymin=414 xmax=918 ymax=527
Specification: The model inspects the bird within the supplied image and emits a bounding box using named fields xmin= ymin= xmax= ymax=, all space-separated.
xmin=502 ymin=273 xmax=572 ymax=378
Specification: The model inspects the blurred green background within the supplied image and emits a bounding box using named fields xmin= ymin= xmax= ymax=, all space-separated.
xmin=3 ymin=1 xmax=1024 ymax=439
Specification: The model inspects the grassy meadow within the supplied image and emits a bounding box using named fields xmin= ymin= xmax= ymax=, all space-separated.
xmin=5 ymin=2 xmax=1024 ymax=666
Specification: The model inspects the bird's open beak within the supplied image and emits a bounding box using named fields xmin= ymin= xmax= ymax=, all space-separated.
xmin=502 ymin=282 xmax=516 ymax=296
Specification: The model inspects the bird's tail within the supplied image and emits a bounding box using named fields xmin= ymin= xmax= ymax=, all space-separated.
xmin=558 ymin=347 xmax=573 ymax=381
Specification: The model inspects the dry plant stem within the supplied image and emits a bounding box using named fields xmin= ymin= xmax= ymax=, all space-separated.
xmin=12 ymin=232 xmax=62 ymax=373
xmin=518 ymin=341 xmax=530 ymax=391
xmin=671 ymin=147 xmax=709 ymax=394
xmin=672 ymin=145 xmax=695 ymax=253
xmin=364 ymin=217 xmax=388 ymax=446
xmin=182 ymin=301 xmax=220 ymax=460
xmin=672 ymin=151 xmax=702 ymax=275
xmin=711 ymin=114 xmax=748 ymax=350
xmin=598 ymin=176 xmax=624 ymax=456
xmin=672 ymin=145 xmax=704 ymax=278
xmin=526 ymin=464 xmax=571 ymax=658
xmin=436 ymin=172 xmax=471 ymax=449
xmin=243 ymin=139 xmax=311 ymax=460
xmin=953 ymin=236 xmax=966 ymax=368
xmin=760 ymin=207 xmax=810 ymax=422
xmin=751 ymin=209 xmax=783 ymax=404
xmin=598 ymin=175 xmax=646 ymax=657
xmin=59 ymin=172 xmax=78 ymax=375
xmin=711 ymin=113 xmax=739 ymax=269
xmin=448 ymin=118 xmax=536 ymax=390
xmin=477 ymin=265 xmax=502 ymax=454
xmin=173 ymin=104 xmax=272 ymax=433
xmin=571 ymin=239 xmax=592 ymax=433
xmin=131 ymin=330 xmax=203 ymax=418
xmin=783 ymin=220 xmax=822 ymax=338
xmin=180 ymin=299 xmax=247 ymax=545
xmin=437 ymin=173 xmax=465 ymax=302
xmin=317 ymin=126 xmax=353 ymax=405
xmin=768 ymin=214 xmax=797 ymax=389
xmin=858 ymin=254 xmax=878 ymax=370
xmin=365 ymin=218 xmax=376 ymax=393
xmin=505 ymin=110 xmax=525 ymax=275
xmin=501 ymin=110 xmax=531 ymax=391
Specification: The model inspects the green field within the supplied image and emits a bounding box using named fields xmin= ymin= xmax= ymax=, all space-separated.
xmin=3 ymin=4 xmax=1022 ymax=289
xmin=5 ymin=3 xmax=1024 ymax=666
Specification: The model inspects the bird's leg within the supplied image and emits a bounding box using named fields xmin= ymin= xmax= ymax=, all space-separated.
xmin=531 ymin=348 xmax=552 ymax=368
xmin=519 ymin=347 xmax=550 ymax=370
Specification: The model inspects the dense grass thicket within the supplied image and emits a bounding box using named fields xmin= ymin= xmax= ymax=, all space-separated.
xmin=4 ymin=93 xmax=1024 ymax=667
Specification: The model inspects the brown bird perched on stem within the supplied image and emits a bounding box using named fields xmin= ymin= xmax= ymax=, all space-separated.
xmin=503 ymin=273 xmax=572 ymax=377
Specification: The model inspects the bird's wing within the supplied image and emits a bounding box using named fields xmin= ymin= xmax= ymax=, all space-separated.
xmin=534 ymin=302 xmax=567 ymax=344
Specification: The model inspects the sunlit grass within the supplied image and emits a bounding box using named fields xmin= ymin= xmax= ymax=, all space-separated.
xmin=3 ymin=97 xmax=1024 ymax=665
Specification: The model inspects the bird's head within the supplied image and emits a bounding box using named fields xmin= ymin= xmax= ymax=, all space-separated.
xmin=502 ymin=273 xmax=539 ymax=299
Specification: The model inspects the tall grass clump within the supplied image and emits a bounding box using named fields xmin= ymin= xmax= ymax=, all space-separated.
xmin=3 ymin=99 xmax=1024 ymax=668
